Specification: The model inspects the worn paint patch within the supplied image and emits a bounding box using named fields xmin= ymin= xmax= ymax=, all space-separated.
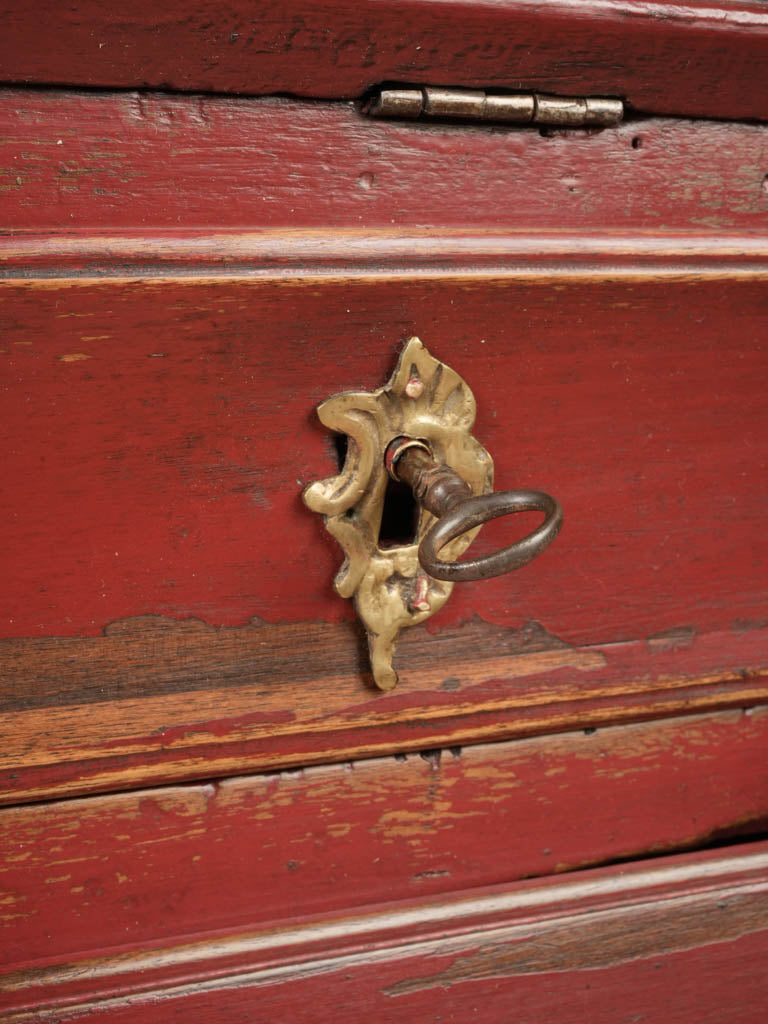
xmin=647 ymin=626 xmax=696 ymax=652
xmin=384 ymin=888 xmax=768 ymax=995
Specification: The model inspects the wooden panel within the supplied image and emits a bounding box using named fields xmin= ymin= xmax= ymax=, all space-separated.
xmin=2 ymin=840 xmax=767 ymax=1020
xmin=3 ymin=91 xmax=768 ymax=233
xmin=2 ymin=91 xmax=767 ymax=799
xmin=0 ymin=2 xmax=767 ymax=122
xmin=1 ymin=709 xmax=767 ymax=974
xmin=3 ymin=265 xmax=768 ymax=799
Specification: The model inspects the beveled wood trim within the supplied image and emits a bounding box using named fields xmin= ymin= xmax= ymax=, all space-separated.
xmin=3 ymin=230 xmax=768 ymax=280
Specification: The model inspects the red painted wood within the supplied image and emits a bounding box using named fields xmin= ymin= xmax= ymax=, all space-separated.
xmin=59 ymin=932 xmax=764 ymax=1024
xmin=2 ymin=91 xmax=767 ymax=800
xmin=3 ymin=841 xmax=767 ymax=1021
xmin=2 ymin=91 xmax=768 ymax=233
xmin=2 ymin=92 xmax=766 ymax=651
xmin=2 ymin=273 xmax=767 ymax=644
xmin=1 ymin=2 xmax=767 ymax=122
xmin=1 ymin=18 xmax=765 ymax=1023
xmin=1 ymin=710 xmax=766 ymax=974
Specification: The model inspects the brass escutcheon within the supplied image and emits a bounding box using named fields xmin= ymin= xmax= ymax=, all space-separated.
xmin=303 ymin=338 xmax=562 ymax=691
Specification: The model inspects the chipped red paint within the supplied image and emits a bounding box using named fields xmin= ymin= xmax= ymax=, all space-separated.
xmin=2 ymin=617 xmax=768 ymax=804
xmin=1 ymin=712 xmax=767 ymax=985
xmin=2 ymin=12 xmax=768 ymax=1021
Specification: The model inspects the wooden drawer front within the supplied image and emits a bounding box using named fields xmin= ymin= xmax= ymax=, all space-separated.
xmin=1 ymin=710 xmax=767 ymax=988
xmin=2 ymin=271 xmax=767 ymax=801
xmin=2 ymin=713 xmax=768 ymax=1019
xmin=4 ymin=272 xmax=768 ymax=643
xmin=2 ymin=91 xmax=768 ymax=802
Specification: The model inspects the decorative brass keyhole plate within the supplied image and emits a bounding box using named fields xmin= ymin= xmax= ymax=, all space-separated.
xmin=303 ymin=337 xmax=493 ymax=691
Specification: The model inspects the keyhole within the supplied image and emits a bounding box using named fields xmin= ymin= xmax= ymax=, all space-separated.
xmin=378 ymin=475 xmax=419 ymax=548
xmin=332 ymin=432 xmax=348 ymax=470
xmin=333 ymin=432 xmax=419 ymax=546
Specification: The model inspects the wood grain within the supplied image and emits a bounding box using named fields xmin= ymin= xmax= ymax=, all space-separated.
xmin=1 ymin=2 xmax=767 ymax=121
xmin=2 ymin=840 xmax=767 ymax=1020
xmin=2 ymin=615 xmax=768 ymax=803
xmin=3 ymin=91 xmax=768 ymax=233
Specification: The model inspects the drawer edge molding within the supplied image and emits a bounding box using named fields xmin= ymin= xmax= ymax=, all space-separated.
xmin=2 ymin=839 xmax=767 ymax=1020
xmin=3 ymin=230 xmax=768 ymax=281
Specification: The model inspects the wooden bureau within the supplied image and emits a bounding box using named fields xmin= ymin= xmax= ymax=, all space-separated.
xmin=1 ymin=2 xmax=767 ymax=1020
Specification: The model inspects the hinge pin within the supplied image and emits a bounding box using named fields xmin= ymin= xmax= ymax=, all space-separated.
xmin=366 ymin=87 xmax=623 ymax=128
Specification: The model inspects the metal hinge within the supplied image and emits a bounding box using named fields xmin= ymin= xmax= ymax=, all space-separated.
xmin=364 ymin=86 xmax=623 ymax=128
